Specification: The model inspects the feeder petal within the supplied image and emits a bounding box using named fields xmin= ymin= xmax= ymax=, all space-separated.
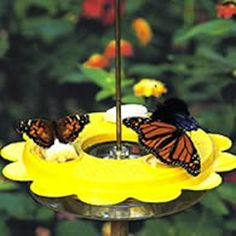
xmin=2 ymin=162 xmax=30 ymax=181
xmin=1 ymin=142 xmax=25 ymax=161
xmin=209 ymin=133 xmax=232 ymax=152
xmin=184 ymin=172 xmax=222 ymax=191
xmin=213 ymin=152 xmax=236 ymax=172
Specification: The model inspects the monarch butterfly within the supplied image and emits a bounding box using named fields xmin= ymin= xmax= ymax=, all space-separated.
xmin=123 ymin=98 xmax=201 ymax=176
xmin=17 ymin=114 xmax=90 ymax=148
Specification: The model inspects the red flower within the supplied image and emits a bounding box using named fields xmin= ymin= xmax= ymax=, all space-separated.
xmin=82 ymin=0 xmax=104 ymax=19
xmin=82 ymin=0 xmax=125 ymax=25
xmin=216 ymin=1 xmax=236 ymax=19
xmin=104 ymin=39 xmax=133 ymax=59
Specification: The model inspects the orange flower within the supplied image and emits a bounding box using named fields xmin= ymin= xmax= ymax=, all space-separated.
xmin=132 ymin=18 xmax=153 ymax=46
xmin=104 ymin=39 xmax=133 ymax=59
xmin=83 ymin=53 xmax=109 ymax=68
xmin=216 ymin=1 xmax=236 ymax=19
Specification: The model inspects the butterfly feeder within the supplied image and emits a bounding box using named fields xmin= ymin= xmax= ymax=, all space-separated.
xmin=1 ymin=1 xmax=236 ymax=236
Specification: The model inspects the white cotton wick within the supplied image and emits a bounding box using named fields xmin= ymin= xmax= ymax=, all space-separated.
xmin=104 ymin=104 xmax=148 ymax=123
xmin=43 ymin=139 xmax=78 ymax=162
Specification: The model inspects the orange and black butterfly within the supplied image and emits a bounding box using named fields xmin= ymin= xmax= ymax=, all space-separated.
xmin=123 ymin=98 xmax=200 ymax=176
xmin=17 ymin=114 xmax=90 ymax=148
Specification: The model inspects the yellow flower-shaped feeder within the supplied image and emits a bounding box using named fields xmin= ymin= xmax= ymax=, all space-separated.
xmin=1 ymin=112 xmax=236 ymax=219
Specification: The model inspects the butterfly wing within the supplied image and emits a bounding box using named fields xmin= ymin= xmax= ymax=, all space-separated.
xmin=55 ymin=114 xmax=90 ymax=143
xmin=17 ymin=119 xmax=54 ymax=148
xmin=137 ymin=120 xmax=180 ymax=164
xmin=123 ymin=117 xmax=200 ymax=176
xmin=123 ymin=117 xmax=151 ymax=134
xmin=170 ymin=134 xmax=200 ymax=176
xmin=123 ymin=117 xmax=179 ymax=164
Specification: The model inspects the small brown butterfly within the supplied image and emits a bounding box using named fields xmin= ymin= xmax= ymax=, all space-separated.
xmin=17 ymin=114 xmax=90 ymax=148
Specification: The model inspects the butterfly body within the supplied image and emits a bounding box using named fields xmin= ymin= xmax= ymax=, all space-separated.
xmin=17 ymin=114 xmax=90 ymax=148
xmin=151 ymin=98 xmax=200 ymax=131
xmin=123 ymin=99 xmax=201 ymax=176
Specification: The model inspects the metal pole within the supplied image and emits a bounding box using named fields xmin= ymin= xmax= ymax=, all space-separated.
xmin=111 ymin=221 xmax=129 ymax=236
xmin=110 ymin=2 xmax=128 ymax=233
xmin=115 ymin=0 xmax=122 ymax=154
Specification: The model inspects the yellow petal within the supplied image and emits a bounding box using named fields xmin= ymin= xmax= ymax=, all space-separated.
xmin=209 ymin=133 xmax=232 ymax=152
xmin=1 ymin=142 xmax=25 ymax=161
xmin=3 ymin=162 xmax=30 ymax=181
xmin=184 ymin=172 xmax=222 ymax=191
xmin=213 ymin=152 xmax=236 ymax=172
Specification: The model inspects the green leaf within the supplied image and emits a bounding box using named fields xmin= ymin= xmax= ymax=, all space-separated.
xmin=139 ymin=209 xmax=223 ymax=236
xmin=173 ymin=209 xmax=222 ymax=236
xmin=34 ymin=207 xmax=55 ymax=221
xmin=0 ymin=192 xmax=37 ymax=220
xmin=0 ymin=36 xmax=9 ymax=58
xmin=0 ymin=191 xmax=54 ymax=221
xmin=0 ymin=221 xmax=10 ymax=236
xmin=14 ymin=0 xmax=57 ymax=18
xmin=95 ymin=88 xmax=115 ymax=101
xmin=122 ymin=79 xmax=134 ymax=88
xmin=80 ymin=66 xmax=114 ymax=88
xmin=128 ymin=64 xmax=170 ymax=77
xmin=197 ymin=46 xmax=235 ymax=67
xmin=59 ymin=72 xmax=88 ymax=84
xmin=126 ymin=0 xmax=145 ymax=14
xmin=0 ymin=181 xmax=19 ymax=191
xmin=121 ymin=95 xmax=145 ymax=104
xmin=198 ymin=105 xmax=235 ymax=135
xmin=174 ymin=19 xmax=236 ymax=44
xmin=225 ymin=48 xmax=236 ymax=66
xmin=55 ymin=220 xmax=99 ymax=236
xmin=225 ymin=218 xmax=236 ymax=230
xmin=201 ymin=191 xmax=229 ymax=216
xmin=137 ymin=219 xmax=171 ymax=236
xmin=21 ymin=17 xmax=74 ymax=41
xmin=217 ymin=182 xmax=236 ymax=204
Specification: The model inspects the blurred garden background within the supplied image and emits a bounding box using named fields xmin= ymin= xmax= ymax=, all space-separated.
xmin=0 ymin=0 xmax=236 ymax=235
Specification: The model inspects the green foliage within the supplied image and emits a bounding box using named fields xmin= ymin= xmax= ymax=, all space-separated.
xmin=0 ymin=192 xmax=54 ymax=220
xmin=71 ymin=66 xmax=135 ymax=101
xmin=0 ymin=221 xmax=10 ymax=236
xmin=201 ymin=191 xmax=229 ymax=216
xmin=55 ymin=220 xmax=99 ymax=236
xmin=138 ymin=208 xmax=223 ymax=236
xmin=21 ymin=17 xmax=74 ymax=42
xmin=0 ymin=35 xmax=9 ymax=58
xmin=0 ymin=181 xmax=18 ymax=191
xmin=174 ymin=19 xmax=236 ymax=44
